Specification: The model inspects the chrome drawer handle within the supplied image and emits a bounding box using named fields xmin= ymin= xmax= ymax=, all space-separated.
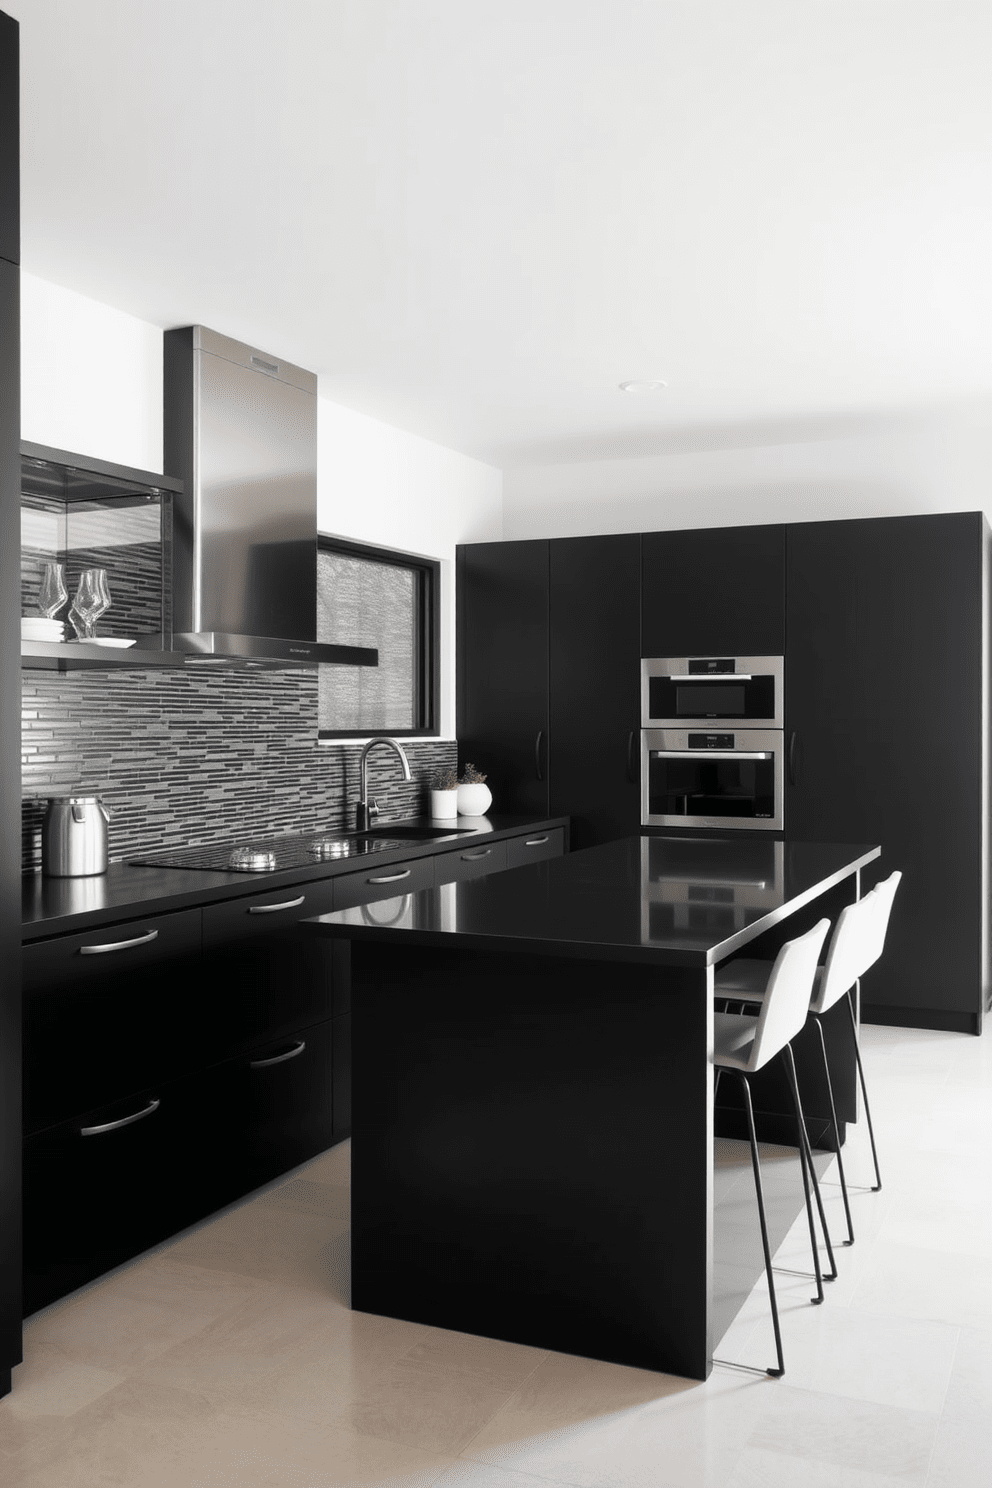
xmin=247 ymin=895 xmax=306 ymax=914
xmin=79 ymin=929 xmax=159 ymax=956
xmin=524 ymin=836 xmax=550 ymax=846
xmin=368 ymin=869 xmax=411 ymax=884
xmin=461 ymin=848 xmax=492 ymax=860
xmin=250 ymin=1039 xmax=306 ymax=1069
xmin=81 ymin=1098 xmax=161 ymax=1137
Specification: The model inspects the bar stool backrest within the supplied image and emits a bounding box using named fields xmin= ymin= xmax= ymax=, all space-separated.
xmin=811 ymin=870 xmax=903 ymax=1016
xmin=745 ymin=918 xmax=831 ymax=1073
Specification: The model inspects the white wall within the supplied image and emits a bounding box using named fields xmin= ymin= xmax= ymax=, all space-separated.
xmin=316 ymin=401 xmax=501 ymax=737
xmin=502 ymin=405 xmax=992 ymax=540
xmin=20 ymin=274 xmax=503 ymax=735
xmin=21 ymin=273 xmax=164 ymax=472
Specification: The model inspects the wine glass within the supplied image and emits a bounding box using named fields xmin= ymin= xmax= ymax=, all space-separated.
xmin=37 ymin=561 xmax=68 ymax=619
xmin=69 ymin=568 xmax=112 ymax=641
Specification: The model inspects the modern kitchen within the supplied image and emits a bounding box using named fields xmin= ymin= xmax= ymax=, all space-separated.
xmin=2 ymin=5 xmax=992 ymax=1487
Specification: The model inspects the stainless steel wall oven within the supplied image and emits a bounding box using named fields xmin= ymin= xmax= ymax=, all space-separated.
xmin=641 ymin=655 xmax=784 ymax=729
xmin=641 ymin=728 xmax=784 ymax=831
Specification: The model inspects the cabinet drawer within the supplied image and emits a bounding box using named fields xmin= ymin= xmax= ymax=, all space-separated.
xmin=202 ymin=878 xmax=336 ymax=947
xmin=23 ymin=1061 xmax=236 ymax=1315
xmin=228 ymin=1018 xmax=335 ymax=1193
xmin=505 ymin=827 xmax=565 ymax=869
xmin=333 ymin=853 xmax=435 ymax=910
xmin=434 ymin=839 xmax=508 ymax=885
xmin=23 ymin=907 xmax=203 ymax=1134
xmin=201 ymin=878 xmax=340 ymax=1058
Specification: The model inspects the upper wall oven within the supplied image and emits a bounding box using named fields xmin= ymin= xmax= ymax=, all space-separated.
xmin=641 ymin=655 xmax=784 ymax=729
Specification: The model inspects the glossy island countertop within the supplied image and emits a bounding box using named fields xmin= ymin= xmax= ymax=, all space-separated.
xmin=21 ymin=814 xmax=569 ymax=940
xmin=301 ymin=834 xmax=881 ymax=967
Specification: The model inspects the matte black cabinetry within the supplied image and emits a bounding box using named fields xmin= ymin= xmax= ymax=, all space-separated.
xmin=786 ymin=513 xmax=988 ymax=1032
xmin=0 ymin=7 xmax=21 ymax=1395
xmin=457 ymin=540 xmax=550 ymax=817
xmin=458 ymin=535 xmax=640 ymax=849
xmin=641 ymin=525 xmax=785 ymax=657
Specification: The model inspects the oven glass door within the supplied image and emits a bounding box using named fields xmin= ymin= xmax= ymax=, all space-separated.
xmin=641 ymin=728 xmax=784 ymax=831
xmin=641 ymin=656 xmax=783 ymax=728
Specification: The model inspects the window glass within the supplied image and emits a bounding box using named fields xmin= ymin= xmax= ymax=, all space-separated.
xmin=317 ymin=543 xmax=434 ymax=735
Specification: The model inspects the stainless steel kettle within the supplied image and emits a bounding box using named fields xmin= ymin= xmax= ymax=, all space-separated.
xmin=42 ymin=796 xmax=111 ymax=877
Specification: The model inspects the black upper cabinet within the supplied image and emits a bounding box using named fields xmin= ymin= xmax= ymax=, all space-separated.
xmin=0 ymin=8 xmax=19 ymax=1393
xmin=786 ymin=513 xmax=987 ymax=1030
xmin=457 ymin=540 xmax=550 ymax=816
xmin=0 ymin=12 xmax=17 ymax=266
xmin=642 ymin=525 xmax=785 ymax=657
xmin=549 ymin=535 xmax=641 ymax=849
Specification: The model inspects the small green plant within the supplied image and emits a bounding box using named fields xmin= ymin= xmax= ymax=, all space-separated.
xmin=460 ymin=762 xmax=487 ymax=784
xmin=432 ymin=767 xmax=459 ymax=790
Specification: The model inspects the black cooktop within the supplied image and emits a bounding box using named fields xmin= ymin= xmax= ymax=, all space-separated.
xmin=129 ymin=831 xmax=409 ymax=874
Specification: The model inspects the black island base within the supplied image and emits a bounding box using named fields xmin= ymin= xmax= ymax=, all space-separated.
xmin=300 ymin=835 xmax=880 ymax=1381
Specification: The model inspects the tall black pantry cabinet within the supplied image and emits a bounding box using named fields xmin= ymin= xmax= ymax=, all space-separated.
xmin=0 ymin=6 xmax=22 ymax=1397
xmin=457 ymin=536 xmax=641 ymax=850
xmin=786 ymin=513 xmax=990 ymax=1034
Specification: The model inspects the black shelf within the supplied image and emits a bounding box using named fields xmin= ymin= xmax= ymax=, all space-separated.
xmin=21 ymin=640 xmax=186 ymax=671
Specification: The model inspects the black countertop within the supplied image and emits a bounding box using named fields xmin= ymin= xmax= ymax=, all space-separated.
xmin=21 ymin=814 xmax=569 ymax=941
xmin=301 ymin=834 xmax=881 ymax=967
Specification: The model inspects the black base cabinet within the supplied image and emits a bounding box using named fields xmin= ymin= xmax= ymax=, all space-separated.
xmin=21 ymin=825 xmax=565 ymax=1314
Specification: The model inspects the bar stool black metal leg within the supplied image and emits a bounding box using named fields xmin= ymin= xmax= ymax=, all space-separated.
xmin=845 ymin=988 xmax=882 ymax=1191
xmin=780 ymin=1047 xmax=827 ymax=1303
xmin=785 ymin=1041 xmax=838 ymax=1285
xmin=736 ymin=1071 xmax=785 ymax=1377
xmin=812 ymin=1013 xmax=855 ymax=1246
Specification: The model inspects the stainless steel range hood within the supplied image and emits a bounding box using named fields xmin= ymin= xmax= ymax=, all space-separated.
xmin=163 ymin=325 xmax=377 ymax=668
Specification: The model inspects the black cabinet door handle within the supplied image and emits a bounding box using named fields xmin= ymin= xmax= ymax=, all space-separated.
xmin=461 ymin=848 xmax=492 ymax=860
xmin=535 ymin=730 xmax=545 ymax=782
xmin=627 ymin=730 xmax=637 ymax=783
xmin=79 ymin=928 xmax=158 ymax=955
xmin=788 ymin=731 xmax=801 ymax=787
xmin=248 ymin=895 xmax=306 ymax=915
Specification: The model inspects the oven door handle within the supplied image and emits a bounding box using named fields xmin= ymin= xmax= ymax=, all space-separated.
xmin=788 ymin=731 xmax=802 ymax=786
xmin=653 ymin=750 xmax=772 ymax=761
xmin=627 ymin=730 xmax=638 ymax=783
xmin=681 ymin=673 xmax=753 ymax=681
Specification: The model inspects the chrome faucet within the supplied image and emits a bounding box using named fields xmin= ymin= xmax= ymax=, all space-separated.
xmin=356 ymin=737 xmax=412 ymax=831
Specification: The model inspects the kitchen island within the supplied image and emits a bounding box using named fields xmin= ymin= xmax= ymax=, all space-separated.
xmin=302 ymin=835 xmax=879 ymax=1381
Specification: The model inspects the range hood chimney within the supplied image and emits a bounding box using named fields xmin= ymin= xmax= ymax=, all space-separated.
xmin=163 ymin=325 xmax=377 ymax=669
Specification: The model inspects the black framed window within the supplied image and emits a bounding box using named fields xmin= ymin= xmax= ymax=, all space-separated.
xmin=317 ymin=535 xmax=439 ymax=737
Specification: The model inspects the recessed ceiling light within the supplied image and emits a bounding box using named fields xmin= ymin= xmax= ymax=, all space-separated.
xmin=618 ymin=380 xmax=668 ymax=393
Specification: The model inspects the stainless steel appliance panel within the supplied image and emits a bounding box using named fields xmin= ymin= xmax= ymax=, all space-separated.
xmin=194 ymin=340 xmax=317 ymax=641
xmin=641 ymin=728 xmax=784 ymax=831
xmin=641 ymin=655 xmax=784 ymax=729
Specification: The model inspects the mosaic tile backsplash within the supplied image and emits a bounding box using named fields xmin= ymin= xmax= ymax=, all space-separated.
xmin=21 ymin=667 xmax=456 ymax=872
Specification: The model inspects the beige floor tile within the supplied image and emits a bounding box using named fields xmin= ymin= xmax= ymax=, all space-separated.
xmin=937 ymin=1324 xmax=992 ymax=1426
xmin=153 ymin=1407 xmax=456 ymax=1488
xmin=253 ymin=1176 xmax=350 ymax=1219
xmin=436 ymin=1466 xmax=576 ymax=1488
xmin=924 ymin=1414 xmax=989 ymax=1488
xmin=462 ymin=1351 xmax=753 ymax=1488
xmin=6 ymin=1375 xmax=224 ymax=1488
xmin=744 ymin=1384 xmax=938 ymax=1482
xmin=336 ymin=1327 xmax=549 ymax=1457
xmin=298 ymin=1139 xmax=352 ymax=1187
xmin=162 ymin=1197 xmax=350 ymax=1296
xmin=737 ymin=1305 xmax=958 ymax=1415
xmin=24 ymin=1283 xmax=221 ymax=1374
xmin=874 ymin=1188 xmax=992 ymax=1260
xmin=847 ymin=1240 xmax=992 ymax=1330
xmin=725 ymin=1444 xmax=924 ymax=1488
xmin=2 ymin=1342 xmax=125 ymax=1422
xmin=133 ymin=1280 xmax=340 ymax=1407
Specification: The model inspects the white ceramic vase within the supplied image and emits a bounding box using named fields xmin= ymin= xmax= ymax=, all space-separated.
xmin=430 ymin=788 xmax=459 ymax=820
xmin=456 ymin=782 xmax=492 ymax=816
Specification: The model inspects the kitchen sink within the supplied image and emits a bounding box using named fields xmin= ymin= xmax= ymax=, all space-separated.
xmin=353 ymin=825 xmax=477 ymax=840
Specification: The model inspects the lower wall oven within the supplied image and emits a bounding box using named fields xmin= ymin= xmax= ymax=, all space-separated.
xmin=641 ymin=728 xmax=784 ymax=831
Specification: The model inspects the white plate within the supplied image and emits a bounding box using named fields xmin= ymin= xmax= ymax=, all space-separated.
xmin=66 ymin=637 xmax=137 ymax=649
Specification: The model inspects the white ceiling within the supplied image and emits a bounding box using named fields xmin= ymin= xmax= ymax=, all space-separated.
xmin=8 ymin=0 xmax=992 ymax=467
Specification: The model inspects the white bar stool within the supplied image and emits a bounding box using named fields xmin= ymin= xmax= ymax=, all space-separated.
xmin=716 ymin=871 xmax=901 ymax=1246
xmin=712 ymin=916 xmax=832 ymax=1378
